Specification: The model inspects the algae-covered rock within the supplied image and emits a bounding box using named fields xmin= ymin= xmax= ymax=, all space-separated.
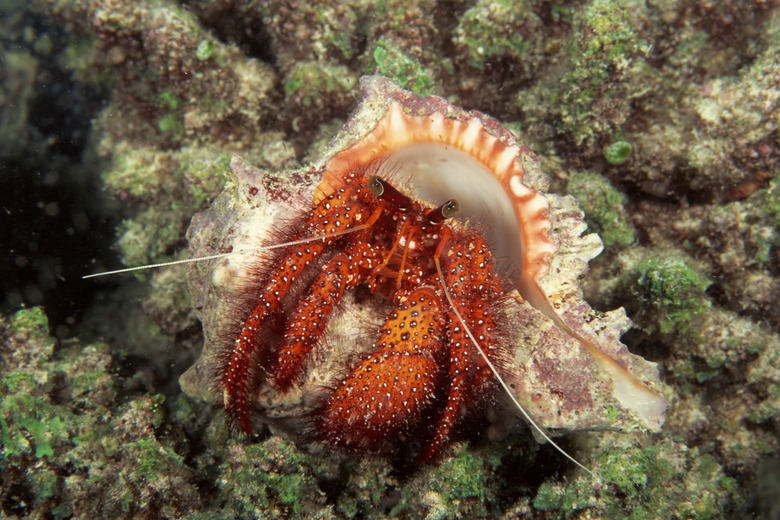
xmin=0 ymin=308 xmax=200 ymax=518
xmin=12 ymin=0 xmax=780 ymax=517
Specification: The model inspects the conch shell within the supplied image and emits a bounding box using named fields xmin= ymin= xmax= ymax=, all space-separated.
xmin=181 ymin=75 xmax=667 ymax=439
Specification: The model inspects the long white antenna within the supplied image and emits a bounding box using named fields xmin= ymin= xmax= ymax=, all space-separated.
xmin=82 ymin=224 xmax=374 ymax=279
xmin=434 ymin=256 xmax=605 ymax=483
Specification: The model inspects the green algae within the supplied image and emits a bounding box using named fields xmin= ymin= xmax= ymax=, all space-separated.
xmin=532 ymin=477 xmax=595 ymax=514
xmin=1 ymin=309 xmax=109 ymax=514
xmin=105 ymin=149 xmax=228 ymax=268
xmin=596 ymin=446 xmax=670 ymax=497
xmin=158 ymin=113 xmax=185 ymax=137
xmin=757 ymin=173 xmax=780 ymax=264
xmin=195 ymin=39 xmax=214 ymax=61
xmin=561 ymin=0 xmax=651 ymax=144
xmin=259 ymin=1 xmax=359 ymax=63
xmin=533 ymin=441 xmax=737 ymax=519
xmin=515 ymin=0 xmax=655 ymax=148
xmin=454 ymin=0 xmax=536 ymax=68
xmin=333 ymin=456 xmax=397 ymax=519
xmin=9 ymin=306 xmax=50 ymax=338
xmin=0 ymin=308 xmax=201 ymax=518
xmin=604 ymin=140 xmax=633 ymax=165
xmin=131 ymin=435 xmax=186 ymax=482
xmin=370 ymin=37 xmax=436 ymax=97
xmin=1 ymin=309 xmax=61 ymax=460
xmin=284 ymin=61 xmax=356 ymax=108
xmin=630 ymin=255 xmax=711 ymax=334
xmin=115 ymin=208 xmax=186 ymax=270
xmin=428 ymin=444 xmax=497 ymax=514
xmin=216 ymin=436 xmax=329 ymax=518
xmin=568 ymin=171 xmax=636 ymax=247
xmin=763 ymin=172 xmax=780 ymax=229
xmin=1 ymin=375 xmax=70 ymax=460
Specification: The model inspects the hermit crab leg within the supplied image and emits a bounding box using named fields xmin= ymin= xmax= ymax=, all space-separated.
xmin=434 ymin=251 xmax=603 ymax=481
xmin=314 ymin=287 xmax=446 ymax=451
xmin=420 ymin=236 xmax=501 ymax=463
xmin=223 ymin=187 xmax=382 ymax=433
xmin=271 ymin=241 xmax=382 ymax=389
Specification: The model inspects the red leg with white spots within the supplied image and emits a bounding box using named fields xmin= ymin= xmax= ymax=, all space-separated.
xmin=420 ymin=325 xmax=472 ymax=462
xmin=222 ymin=186 xmax=377 ymax=433
xmin=272 ymin=241 xmax=382 ymax=388
xmin=314 ymin=287 xmax=446 ymax=451
xmin=420 ymin=236 xmax=504 ymax=462
xmin=420 ymin=303 xmax=500 ymax=462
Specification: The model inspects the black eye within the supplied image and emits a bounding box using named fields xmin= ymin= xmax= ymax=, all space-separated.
xmin=367 ymin=175 xmax=411 ymax=210
xmin=440 ymin=199 xmax=460 ymax=218
xmin=428 ymin=199 xmax=461 ymax=223
xmin=368 ymin=175 xmax=384 ymax=196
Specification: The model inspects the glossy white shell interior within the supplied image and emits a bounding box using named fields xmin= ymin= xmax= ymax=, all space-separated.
xmin=377 ymin=142 xmax=523 ymax=280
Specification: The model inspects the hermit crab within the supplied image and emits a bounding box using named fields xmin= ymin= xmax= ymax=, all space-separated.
xmin=180 ymin=76 xmax=667 ymax=462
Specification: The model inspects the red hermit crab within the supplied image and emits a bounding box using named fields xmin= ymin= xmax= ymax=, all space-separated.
xmin=180 ymin=76 xmax=667 ymax=462
xmin=224 ymin=166 xmax=505 ymax=461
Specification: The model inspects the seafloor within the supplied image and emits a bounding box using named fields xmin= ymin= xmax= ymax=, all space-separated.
xmin=1 ymin=0 xmax=779 ymax=518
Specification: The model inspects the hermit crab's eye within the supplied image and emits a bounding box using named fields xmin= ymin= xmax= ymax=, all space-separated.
xmin=367 ymin=175 xmax=411 ymax=210
xmin=427 ymin=199 xmax=461 ymax=224
xmin=367 ymin=175 xmax=385 ymax=196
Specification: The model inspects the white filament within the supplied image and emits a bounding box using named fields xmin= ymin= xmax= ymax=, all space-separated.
xmin=82 ymin=224 xmax=373 ymax=279
xmin=434 ymin=255 xmax=604 ymax=483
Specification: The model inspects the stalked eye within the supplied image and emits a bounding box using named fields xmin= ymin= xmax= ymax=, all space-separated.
xmin=367 ymin=175 xmax=384 ymax=196
xmin=367 ymin=175 xmax=411 ymax=210
xmin=427 ymin=199 xmax=461 ymax=224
